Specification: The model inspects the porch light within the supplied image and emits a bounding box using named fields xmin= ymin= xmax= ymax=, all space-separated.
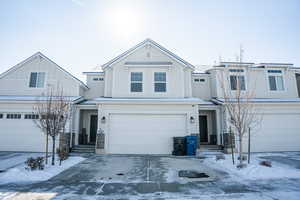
xmin=190 ymin=116 xmax=195 ymax=123
xmin=101 ymin=116 xmax=106 ymax=124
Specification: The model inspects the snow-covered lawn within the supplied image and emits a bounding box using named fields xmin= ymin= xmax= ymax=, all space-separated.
xmin=203 ymin=153 xmax=300 ymax=180
xmin=0 ymin=156 xmax=85 ymax=185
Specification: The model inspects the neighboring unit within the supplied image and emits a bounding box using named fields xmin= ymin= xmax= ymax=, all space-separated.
xmin=0 ymin=39 xmax=299 ymax=153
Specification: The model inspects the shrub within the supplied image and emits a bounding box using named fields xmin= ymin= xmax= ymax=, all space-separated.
xmin=25 ymin=157 xmax=45 ymax=171
xmin=216 ymin=154 xmax=225 ymax=161
xmin=260 ymin=160 xmax=272 ymax=167
xmin=57 ymin=147 xmax=69 ymax=164
xmin=238 ymin=155 xmax=247 ymax=161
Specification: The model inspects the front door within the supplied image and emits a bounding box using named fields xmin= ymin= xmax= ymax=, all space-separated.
xmin=199 ymin=115 xmax=208 ymax=143
xmin=89 ymin=115 xmax=98 ymax=144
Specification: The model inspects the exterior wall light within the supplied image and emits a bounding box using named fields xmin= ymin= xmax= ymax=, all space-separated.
xmin=190 ymin=116 xmax=195 ymax=123
xmin=101 ymin=116 xmax=106 ymax=124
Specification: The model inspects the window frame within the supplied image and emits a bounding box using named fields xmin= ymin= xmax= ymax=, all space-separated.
xmin=0 ymin=113 xmax=3 ymax=119
xmin=6 ymin=113 xmax=22 ymax=119
xmin=229 ymin=69 xmax=246 ymax=91
xmin=130 ymin=72 xmax=143 ymax=92
xmin=29 ymin=72 xmax=46 ymax=88
xmin=267 ymin=69 xmax=285 ymax=92
xmin=24 ymin=114 xmax=39 ymax=119
xmin=154 ymin=72 xmax=167 ymax=92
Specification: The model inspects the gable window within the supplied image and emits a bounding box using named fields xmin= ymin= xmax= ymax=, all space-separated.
xmin=268 ymin=70 xmax=284 ymax=91
xmin=131 ymin=72 xmax=143 ymax=92
xmin=230 ymin=75 xmax=245 ymax=90
xmin=24 ymin=114 xmax=39 ymax=119
xmin=154 ymin=72 xmax=166 ymax=92
xmin=7 ymin=114 xmax=21 ymax=119
xmin=93 ymin=77 xmax=104 ymax=81
xmin=29 ymin=72 xmax=45 ymax=88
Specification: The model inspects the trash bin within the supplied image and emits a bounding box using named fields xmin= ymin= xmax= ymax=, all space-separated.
xmin=172 ymin=137 xmax=186 ymax=156
xmin=186 ymin=136 xmax=197 ymax=156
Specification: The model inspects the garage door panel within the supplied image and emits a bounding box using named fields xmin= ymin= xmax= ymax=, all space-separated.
xmin=0 ymin=119 xmax=49 ymax=152
xmin=244 ymin=114 xmax=300 ymax=152
xmin=108 ymin=114 xmax=187 ymax=154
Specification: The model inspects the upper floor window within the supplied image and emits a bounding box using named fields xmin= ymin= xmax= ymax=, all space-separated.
xmin=131 ymin=72 xmax=143 ymax=92
xmin=93 ymin=77 xmax=104 ymax=81
xmin=230 ymin=75 xmax=245 ymax=91
xmin=268 ymin=70 xmax=284 ymax=91
xmin=154 ymin=72 xmax=166 ymax=92
xmin=0 ymin=114 xmax=3 ymax=119
xmin=29 ymin=72 xmax=45 ymax=88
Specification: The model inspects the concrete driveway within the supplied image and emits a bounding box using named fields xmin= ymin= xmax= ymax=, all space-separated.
xmin=1 ymin=153 xmax=300 ymax=199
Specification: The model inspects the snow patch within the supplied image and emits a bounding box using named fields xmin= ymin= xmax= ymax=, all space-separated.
xmin=203 ymin=153 xmax=300 ymax=180
xmin=0 ymin=156 xmax=85 ymax=185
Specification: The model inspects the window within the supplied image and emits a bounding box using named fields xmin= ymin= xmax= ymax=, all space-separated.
xmin=0 ymin=114 xmax=3 ymax=119
xmin=200 ymin=79 xmax=205 ymax=82
xmin=230 ymin=75 xmax=245 ymax=90
xmin=7 ymin=114 xmax=21 ymax=119
xmin=131 ymin=72 xmax=143 ymax=92
xmin=229 ymin=69 xmax=244 ymax=73
xmin=24 ymin=114 xmax=39 ymax=119
xmin=268 ymin=70 xmax=284 ymax=91
xmin=93 ymin=77 xmax=104 ymax=81
xmin=194 ymin=79 xmax=200 ymax=82
xmin=29 ymin=72 xmax=45 ymax=88
xmin=154 ymin=72 xmax=166 ymax=92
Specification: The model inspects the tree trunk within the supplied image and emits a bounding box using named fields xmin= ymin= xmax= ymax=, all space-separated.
xmin=52 ymin=135 xmax=56 ymax=165
xmin=239 ymin=133 xmax=243 ymax=166
xmin=45 ymin=132 xmax=49 ymax=165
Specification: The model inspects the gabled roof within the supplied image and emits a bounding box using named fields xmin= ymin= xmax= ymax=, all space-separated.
xmin=0 ymin=52 xmax=88 ymax=89
xmin=102 ymin=38 xmax=195 ymax=69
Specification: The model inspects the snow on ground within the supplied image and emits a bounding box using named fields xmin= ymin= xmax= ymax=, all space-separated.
xmin=0 ymin=153 xmax=43 ymax=171
xmin=0 ymin=156 xmax=85 ymax=185
xmin=202 ymin=153 xmax=300 ymax=180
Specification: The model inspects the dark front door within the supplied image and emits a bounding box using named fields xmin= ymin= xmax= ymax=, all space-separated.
xmin=90 ymin=115 xmax=98 ymax=144
xmin=199 ymin=115 xmax=208 ymax=143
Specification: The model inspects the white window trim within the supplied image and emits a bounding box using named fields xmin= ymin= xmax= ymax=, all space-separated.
xmin=154 ymin=72 xmax=167 ymax=93
xmin=266 ymin=69 xmax=286 ymax=92
xmin=29 ymin=71 xmax=47 ymax=89
xmin=130 ymin=72 xmax=143 ymax=93
xmin=228 ymin=68 xmax=247 ymax=91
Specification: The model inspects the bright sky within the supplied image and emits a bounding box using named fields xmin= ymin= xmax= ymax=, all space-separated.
xmin=0 ymin=0 xmax=299 ymax=81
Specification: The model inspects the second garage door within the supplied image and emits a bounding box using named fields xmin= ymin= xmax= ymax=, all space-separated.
xmin=108 ymin=114 xmax=187 ymax=154
xmin=245 ymin=113 xmax=300 ymax=152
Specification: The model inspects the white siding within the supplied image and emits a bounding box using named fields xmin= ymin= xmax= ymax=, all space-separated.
xmin=192 ymin=74 xmax=211 ymax=100
xmin=0 ymin=56 xmax=82 ymax=97
xmin=103 ymin=44 xmax=191 ymax=98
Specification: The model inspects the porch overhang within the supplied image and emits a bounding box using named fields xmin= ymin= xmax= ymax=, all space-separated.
xmin=78 ymin=97 xmax=214 ymax=105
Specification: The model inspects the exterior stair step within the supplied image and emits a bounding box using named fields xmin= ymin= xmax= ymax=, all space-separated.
xmin=71 ymin=145 xmax=95 ymax=153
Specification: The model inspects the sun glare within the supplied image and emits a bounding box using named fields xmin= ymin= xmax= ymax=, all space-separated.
xmin=105 ymin=5 xmax=142 ymax=39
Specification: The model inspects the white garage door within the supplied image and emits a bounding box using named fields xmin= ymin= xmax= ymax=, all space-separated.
xmin=248 ymin=113 xmax=300 ymax=152
xmin=108 ymin=114 xmax=187 ymax=154
xmin=0 ymin=118 xmax=47 ymax=152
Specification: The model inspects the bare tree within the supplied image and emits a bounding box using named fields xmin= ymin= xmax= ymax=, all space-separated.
xmin=219 ymin=47 xmax=261 ymax=168
xmin=33 ymin=86 xmax=70 ymax=165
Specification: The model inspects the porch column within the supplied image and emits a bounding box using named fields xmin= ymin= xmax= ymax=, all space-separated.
xmin=73 ymin=107 xmax=80 ymax=146
xmin=95 ymin=104 xmax=105 ymax=154
xmin=215 ymin=108 xmax=221 ymax=145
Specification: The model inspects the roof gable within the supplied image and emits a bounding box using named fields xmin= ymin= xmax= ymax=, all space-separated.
xmin=0 ymin=52 xmax=88 ymax=89
xmin=102 ymin=38 xmax=195 ymax=70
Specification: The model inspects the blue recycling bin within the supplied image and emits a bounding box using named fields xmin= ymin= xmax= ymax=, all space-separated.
xmin=186 ymin=136 xmax=197 ymax=156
